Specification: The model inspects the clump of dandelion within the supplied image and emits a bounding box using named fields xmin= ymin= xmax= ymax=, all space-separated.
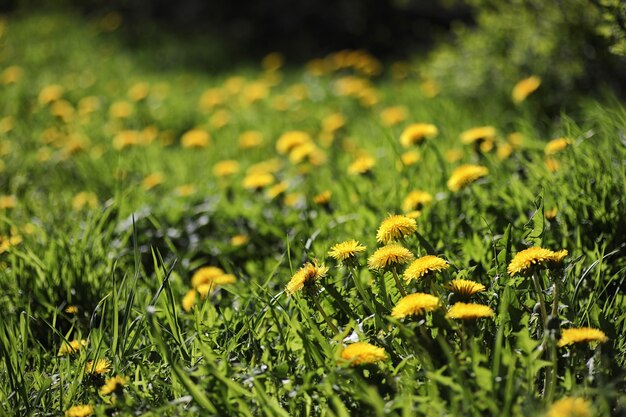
xmin=58 ymin=339 xmax=87 ymax=356
xmin=557 ymin=327 xmax=608 ymax=347
xmin=65 ymin=404 xmax=94 ymax=417
xmin=376 ymin=214 xmax=417 ymax=244
xmin=100 ymin=375 xmax=128 ymax=396
xmin=447 ymin=165 xmax=488 ymax=192
xmin=340 ymin=342 xmax=387 ymax=365
xmin=507 ymin=247 xmax=568 ymax=276
xmin=400 ymin=123 xmax=438 ymax=148
xmin=446 ymin=302 xmax=494 ymax=320
xmin=276 ymin=131 xmax=311 ymax=154
xmin=391 ymin=293 xmax=441 ymax=319
xmin=546 ymin=397 xmax=591 ymax=417
xmin=512 ymin=75 xmax=541 ymax=103
xmin=86 ymin=358 xmax=111 ymax=375
xmin=447 ymin=279 xmax=485 ymax=298
xmin=286 ymin=261 xmax=329 ymax=295
xmin=404 ymin=255 xmax=449 ymax=283
xmin=367 ymin=243 xmax=414 ymax=271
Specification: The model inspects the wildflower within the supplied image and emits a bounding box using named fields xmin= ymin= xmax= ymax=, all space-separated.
xmin=191 ymin=266 xmax=226 ymax=288
xmin=447 ymin=164 xmax=488 ymax=192
xmin=2 ymin=65 xmax=23 ymax=84
xmin=497 ymin=143 xmax=513 ymax=160
xmin=508 ymin=132 xmax=524 ymax=148
xmin=210 ymin=109 xmax=230 ymax=128
xmin=58 ymin=339 xmax=87 ymax=356
xmin=391 ymin=293 xmax=441 ymax=319
xmin=328 ymin=240 xmax=366 ymax=262
xmin=404 ymin=256 xmax=449 ymax=282
xmin=447 ymin=279 xmax=486 ymax=297
xmin=340 ymin=342 xmax=387 ymax=365
xmin=446 ymin=302 xmax=494 ymax=320
xmin=276 ymin=131 xmax=311 ymax=154
xmin=213 ymin=160 xmax=240 ymax=177
xmin=547 ymin=397 xmax=591 ymax=417
xmin=284 ymin=192 xmax=305 ymax=208
xmin=368 ymin=243 xmax=414 ymax=271
xmin=380 ymin=106 xmax=408 ymax=126
xmin=512 ymin=76 xmax=541 ymax=103
xmin=313 ymin=190 xmax=332 ymax=206
xmin=545 ymin=207 xmax=558 ymax=220
xmin=557 ymin=327 xmax=608 ymax=347
xmin=128 ymin=82 xmax=149 ymax=101
xmin=182 ymin=289 xmax=196 ymax=312
xmin=142 ymin=172 xmax=165 ymax=190
xmin=65 ymin=305 xmax=79 ymax=314
xmin=86 ymin=358 xmax=111 ymax=375
xmin=78 ymin=96 xmax=100 ymax=115
xmin=108 ymin=101 xmax=133 ymax=119
xmin=0 ymin=195 xmax=17 ymax=209
xmin=239 ymin=131 xmax=263 ymax=149
xmin=65 ymin=404 xmax=94 ymax=417
xmin=113 ymin=130 xmax=142 ymax=150
xmin=347 ymin=155 xmax=376 ymax=175
xmin=286 ymin=262 xmax=329 ymax=295
xmin=266 ymin=181 xmax=289 ymax=199
xmin=198 ymin=88 xmax=223 ymax=110
xmin=545 ymin=138 xmax=571 ymax=155
xmin=100 ymin=375 xmax=128 ymax=396
xmin=460 ymin=126 xmax=497 ymax=145
xmin=400 ymin=150 xmax=421 ymax=166
xmin=176 ymin=184 xmax=196 ymax=197
xmin=322 ymin=113 xmax=346 ymax=133
xmin=230 ymin=234 xmax=249 ymax=246
xmin=243 ymin=173 xmax=274 ymax=190
xmin=402 ymin=191 xmax=433 ymax=213
xmin=376 ymin=214 xmax=417 ymax=244
xmin=72 ymin=192 xmax=98 ymax=211
xmin=400 ymin=123 xmax=438 ymax=148
xmin=181 ymin=129 xmax=210 ymax=148
xmin=545 ymin=158 xmax=560 ymax=173
xmin=507 ymin=247 xmax=568 ymax=276
xmin=38 ymin=84 xmax=63 ymax=105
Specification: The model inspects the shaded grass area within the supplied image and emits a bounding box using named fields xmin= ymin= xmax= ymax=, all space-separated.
xmin=1 ymin=11 xmax=626 ymax=417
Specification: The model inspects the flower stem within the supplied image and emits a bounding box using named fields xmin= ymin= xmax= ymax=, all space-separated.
xmin=531 ymin=271 xmax=548 ymax=329
xmin=351 ymin=267 xmax=373 ymax=312
xmin=391 ymin=268 xmax=407 ymax=297
xmin=310 ymin=292 xmax=339 ymax=335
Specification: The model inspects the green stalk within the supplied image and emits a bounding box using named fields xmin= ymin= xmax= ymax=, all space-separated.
xmin=391 ymin=267 xmax=407 ymax=297
xmin=531 ymin=271 xmax=548 ymax=329
xmin=310 ymin=292 xmax=339 ymax=336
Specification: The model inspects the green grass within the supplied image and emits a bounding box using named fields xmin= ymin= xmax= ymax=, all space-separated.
xmin=1 ymin=10 xmax=626 ymax=417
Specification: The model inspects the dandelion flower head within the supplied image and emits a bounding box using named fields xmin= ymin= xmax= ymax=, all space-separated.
xmin=286 ymin=261 xmax=329 ymax=295
xmin=547 ymin=397 xmax=591 ymax=417
xmin=507 ymin=247 xmax=568 ymax=276
xmin=402 ymin=191 xmax=433 ymax=213
xmin=545 ymin=138 xmax=571 ymax=155
xmin=65 ymin=404 xmax=94 ymax=417
xmin=368 ymin=243 xmax=414 ymax=270
xmin=447 ymin=279 xmax=486 ymax=297
xmin=86 ymin=358 xmax=111 ymax=375
xmin=512 ymin=75 xmax=541 ymax=103
xmin=557 ymin=327 xmax=608 ymax=347
xmin=58 ymin=339 xmax=87 ymax=356
xmin=404 ymin=255 xmax=449 ymax=282
xmin=191 ymin=266 xmax=225 ymax=288
xmin=100 ymin=375 xmax=129 ymax=396
xmin=376 ymin=214 xmax=417 ymax=244
xmin=446 ymin=302 xmax=494 ymax=320
xmin=181 ymin=129 xmax=210 ymax=148
xmin=328 ymin=240 xmax=366 ymax=262
xmin=400 ymin=123 xmax=438 ymax=148
xmin=391 ymin=293 xmax=441 ymax=319
xmin=447 ymin=164 xmax=488 ymax=192
xmin=340 ymin=342 xmax=387 ymax=365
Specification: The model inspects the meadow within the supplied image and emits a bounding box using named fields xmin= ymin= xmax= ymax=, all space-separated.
xmin=1 ymin=10 xmax=626 ymax=417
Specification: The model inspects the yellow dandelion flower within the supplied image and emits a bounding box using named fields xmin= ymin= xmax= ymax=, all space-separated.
xmin=50 ymin=100 xmax=75 ymax=122
xmin=322 ymin=113 xmax=346 ymax=133
xmin=545 ymin=138 xmax=571 ymax=155
xmin=400 ymin=150 xmax=421 ymax=166
xmin=545 ymin=157 xmax=560 ymax=173
xmin=2 ymin=65 xmax=23 ymax=85
xmin=545 ymin=207 xmax=558 ymax=220
xmin=142 ymin=172 xmax=165 ymax=190
xmin=0 ymin=116 xmax=15 ymax=134
xmin=210 ymin=109 xmax=230 ymax=128
xmin=276 ymin=131 xmax=311 ymax=154
xmin=182 ymin=289 xmax=197 ymax=312
xmin=508 ymin=132 xmax=524 ymax=148
xmin=399 ymin=123 xmax=438 ymax=148
xmin=242 ymin=82 xmax=269 ymax=104
xmin=38 ymin=84 xmax=63 ymax=105
xmin=100 ymin=375 xmax=128 ymax=396
xmin=266 ymin=181 xmax=289 ymax=200
xmin=230 ymin=234 xmax=249 ymax=246
xmin=213 ymin=160 xmax=240 ymax=177
xmin=368 ymin=243 xmax=414 ymax=270
xmin=286 ymin=261 xmax=329 ymax=295
xmin=284 ymin=192 xmax=305 ymax=208
xmin=446 ymin=302 xmax=494 ymax=320
xmin=213 ymin=274 xmax=236 ymax=285
xmin=0 ymin=195 xmax=17 ymax=209
xmin=58 ymin=339 xmax=87 ymax=356
xmin=497 ymin=143 xmax=514 ymax=160
xmin=112 ymin=130 xmax=141 ymax=150
xmin=340 ymin=342 xmax=387 ymax=365
xmin=347 ymin=155 xmax=376 ymax=175
xmin=243 ymin=173 xmax=274 ymax=190
xmin=447 ymin=279 xmax=486 ymax=297
xmin=72 ymin=192 xmax=98 ymax=211
xmin=86 ymin=358 xmax=111 ymax=375
xmin=402 ymin=191 xmax=433 ymax=213
xmin=547 ymin=397 xmax=591 ymax=417
xmin=313 ymin=190 xmax=332 ymax=206
xmin=376 ymin=214 xmax=417 ymax=244
xmin=65 ymin=404 xmax=94 ymax=417
xmin=391 ymin=293 xmax=441 ymax=319
xmin=447 ymin=164 xmax=489 ymax=192
xmin=507 ymin=247 xmax=568 ymax=276
xmin=404 ymin=255 xmax=449 ymax=282
xmin=557 ymin=327 xmax=608 ymax=347
xmin=380 ymin=106 xmax=408 ymax=126
xmin=191 ymin=266 xmax=225 ymax=288
xmin=108 ymin=101 xmax=134 ymax=119
xmin=328 ymin=240 xmax=366 ymax=262
xmin=239 ymin=131 xmax=263 ymax=149
xmin=460 ymin=126 xmax=497 ymax=145
xmin=512 ymin=76 xmax=541 ymax=103
xmin=181 ymin=129 xmax=210 ymax=149
xmin=198 ymin=88 xmax=223 ymax=111
xmin=78 ymin=96 xmax=100 ymax=116
xmin=65 ymin=305 xmax=79 ymax=314
xmin=176 ymin=184 xmax=196 ymax=197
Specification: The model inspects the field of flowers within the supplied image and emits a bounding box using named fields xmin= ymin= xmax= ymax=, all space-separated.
xmin=1 ymin=11 xmax=626 ymax=417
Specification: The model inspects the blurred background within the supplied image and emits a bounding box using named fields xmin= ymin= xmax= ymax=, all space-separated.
xmin=1 ymin=0 xmax=625 ymax=105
